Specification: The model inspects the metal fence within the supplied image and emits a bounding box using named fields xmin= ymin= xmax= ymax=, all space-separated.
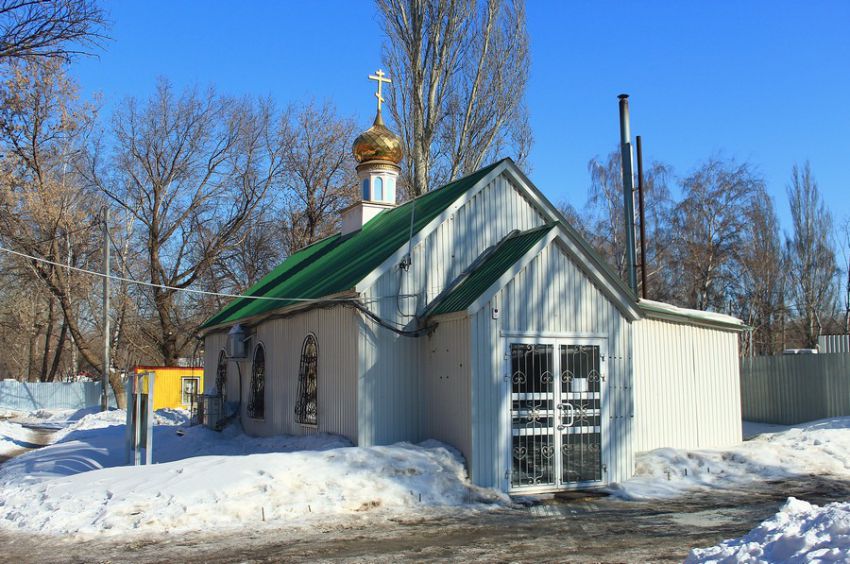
xmin=819 ymin=334 xmax=850 ymax=354
xmin=740 ymin=353 xmax=850 ymax=424
xmin=0 ymin=380 xmax=117 ymax=412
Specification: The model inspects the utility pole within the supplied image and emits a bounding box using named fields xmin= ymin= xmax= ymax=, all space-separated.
xmin=101 ymin=206 xmax=110 ymax=412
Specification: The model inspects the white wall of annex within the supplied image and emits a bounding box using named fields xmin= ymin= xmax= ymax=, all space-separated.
xmin=632 ymin=318 xmax=742 ymax=453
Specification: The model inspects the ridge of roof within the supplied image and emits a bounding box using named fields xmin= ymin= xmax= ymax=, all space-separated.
xmin=200 ymin=159 xmax=508 ymax=331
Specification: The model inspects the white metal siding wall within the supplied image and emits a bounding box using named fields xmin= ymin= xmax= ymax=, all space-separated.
xmin=366 ymin=174 xmax=547 ymax=319
xmin=207 ymin=307 xmax=358 ymax=442
xmin=356 ymin=308 xmax=422 ymax=446
xmin=470 ymin=241 xmax=635 ymax=488
xmin=204 ymin=331 xmax=247 ymax=423
xmin=358 ymin=173 xmax=546 ymax=447
xmin=422 ymin=316 xmax=472 ymax=466
xmin=203 ymin=332 xmax=227 ymax=395
xmin=633 ymin=318 xmax=741 ymax=452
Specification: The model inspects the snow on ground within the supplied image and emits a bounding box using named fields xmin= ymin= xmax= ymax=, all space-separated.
xmin=0 ymin=420 xmax=42 ymax=457
xmin=0 ymin=408 xmax=506 ymax=537
xmin=687 ymin=497 xmax=850 ymax=563
xmin=610 ymin=417 xmax=850 ymax=500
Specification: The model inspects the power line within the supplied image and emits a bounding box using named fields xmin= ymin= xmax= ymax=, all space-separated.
xmin=0 ymin=243 xmax=354 ymax=305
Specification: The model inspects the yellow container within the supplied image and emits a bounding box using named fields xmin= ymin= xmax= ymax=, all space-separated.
xmin=132 ymin=366 xmax=204 ymax=411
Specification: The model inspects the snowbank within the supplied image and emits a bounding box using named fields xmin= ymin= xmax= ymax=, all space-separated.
xmin=611 ymin=417 xmax=850 ymax=500
xmin=687 ymin=497 xmax=850 ymax=563
xmin=0 ymin=409 xmax=506 ymax=536
xmin=0 ymin=420 xmax=41 ymax=457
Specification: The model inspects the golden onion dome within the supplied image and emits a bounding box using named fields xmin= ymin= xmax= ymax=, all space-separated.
xmin=352 ymin=110 xmax=403 ymax=165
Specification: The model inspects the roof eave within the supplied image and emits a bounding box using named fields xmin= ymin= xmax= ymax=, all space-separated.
xmin=638 ymin=302 xmax=748 ymax=332
xmin=198 ymin=289 xmax=359 ymax=337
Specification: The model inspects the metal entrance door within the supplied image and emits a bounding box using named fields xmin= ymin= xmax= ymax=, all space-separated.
xmin=509 ymin=340 xmax=605 ymax=490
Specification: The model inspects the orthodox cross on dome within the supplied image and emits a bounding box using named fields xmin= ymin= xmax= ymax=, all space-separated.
xmin=368 ymin=69 xmax=392 ymax=112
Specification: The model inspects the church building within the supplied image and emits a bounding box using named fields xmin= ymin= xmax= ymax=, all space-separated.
xmin=199 ymin=71 xmax=745 ymax=494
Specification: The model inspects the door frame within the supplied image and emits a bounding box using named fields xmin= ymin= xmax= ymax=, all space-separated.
xmin=502 ymin=334 xmax=610 ymax=494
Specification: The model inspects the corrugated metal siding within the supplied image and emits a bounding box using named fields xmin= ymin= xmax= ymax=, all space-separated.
xmin=357 ymin=174 xmax=546 ymax=448
xmin=741 ymin=353 xmax=850 ymax=424
xmin=422 ymin=316 xmax=472 ymax=465
xmin=633 ymin=318 xmax=742 ymax=452
xmin=421 ymin=174 xmax=546 ymax=305
xmin=470 ymin=240 xmax=635 ymax=489
xmin=819 ymin=334 xmax=850 ymax=353
xmin=204 ymin=306 xmax=358 ymax=442
xmin=356 ymin=299 xmax=423 ymax=446
xmin=203 ymin=332 xmax=227 ymax=395
xmin=0 ymin=381 xmax=117 ymax=411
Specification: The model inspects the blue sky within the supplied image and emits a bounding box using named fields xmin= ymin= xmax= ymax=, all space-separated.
xmin=72 ymin=1 xmax=850 ymax=235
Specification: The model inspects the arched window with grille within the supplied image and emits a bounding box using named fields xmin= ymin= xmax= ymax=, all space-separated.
xmin=216 ymin=350 xmax=227 ymax=402
xmin=295 ymin=334 xmax=318 ymax=425
xmin=248 ymin=343 xmax=265 ymax=419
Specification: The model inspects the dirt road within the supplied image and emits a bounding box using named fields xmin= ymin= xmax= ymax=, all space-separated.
xmin=0 ymin=475 xmax=847 ymax=563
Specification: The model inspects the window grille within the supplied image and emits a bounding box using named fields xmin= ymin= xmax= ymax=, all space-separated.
xmin=248 ymin=344 xmax=265 ymax=419
xmin=181 ymin=377 xmax=200 ymax=405
xmin=216 ymin=350 xmax=227 ymax=402
xmin=295 ymin=334 xmax=318 ymax=425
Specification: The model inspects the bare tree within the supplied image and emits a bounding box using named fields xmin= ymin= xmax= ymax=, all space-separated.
xmin=786 ymin=162 xmax=837 ymax=348
xmin=379 ymin=0 xmax=531 ymax=196
xmin=0 ymin=0 xmax=106 ymax=62
xmin=561 ymin=150 xmax=673 ymax=299
xmin=83 ymin=81 xmax=283 ymax=364
xmin=278 ymin=101 xmax=357 ymax=254
xmin=841 ymin=217 xmax=850 ymax=334
xmin=669 ymin=158 xmax=766 ymax=311
xmin=733 ymin=194 xmax=785 ymax=355
xmin=0 ymin=59 xmax=105 ymax=385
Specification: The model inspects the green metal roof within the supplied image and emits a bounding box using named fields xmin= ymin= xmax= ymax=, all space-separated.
xmin=201 ymin=159 xmax=506 ymax=330
xmin=429 ymin=223 xmax=555 ymax=316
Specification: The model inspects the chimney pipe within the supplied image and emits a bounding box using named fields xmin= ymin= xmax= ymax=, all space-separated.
xmin=618 ymin=94 xmax=638 ymax=296
xmin=636 ymin=135 xmax=648 ymax=299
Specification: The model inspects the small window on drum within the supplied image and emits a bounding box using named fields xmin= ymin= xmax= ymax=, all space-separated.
xmin=295 ymin=334 xmax=318 ymax=426
xmin=374 ymin=177 xmax=384 ymax=201
xmin=247 ymin=343 xmax=265 ymax=419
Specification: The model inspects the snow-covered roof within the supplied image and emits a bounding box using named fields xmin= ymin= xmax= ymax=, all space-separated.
xmin=638 ymin=299 xmax=746 ymax=332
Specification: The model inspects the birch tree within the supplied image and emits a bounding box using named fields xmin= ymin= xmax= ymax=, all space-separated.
xmin=733 ymin=194 xmax=786 ymax=354
xmin=378 ymin=0 xmax=531 ymax=196
xmin=786 ymin=162 xmax=837 ymax=348
xmin=670 ymin=159 xmax=766 ymax=311
xmin=561 ymin=150 xmax=673 ymax=300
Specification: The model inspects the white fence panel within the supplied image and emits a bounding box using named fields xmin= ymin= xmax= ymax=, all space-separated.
xmin=740 ymin=353 xmax=850 ymax=424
